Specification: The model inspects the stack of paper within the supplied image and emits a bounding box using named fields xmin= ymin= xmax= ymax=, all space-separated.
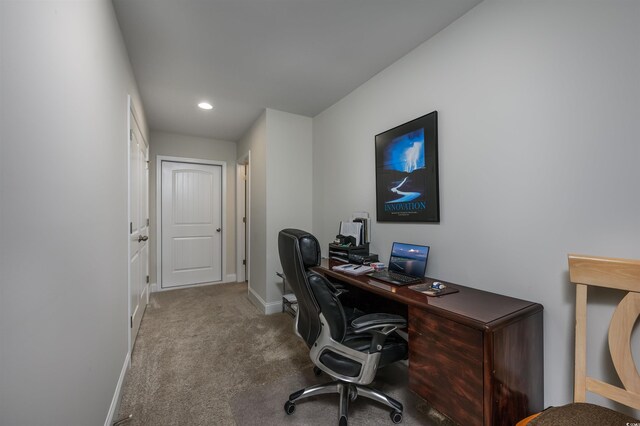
xmin=339 ymin=221 xmax=362 ymax=246
xmin=351 ymin=211 xmax=370 ymax=244
xmin=332 ymin=263 xmax=373 ymax=275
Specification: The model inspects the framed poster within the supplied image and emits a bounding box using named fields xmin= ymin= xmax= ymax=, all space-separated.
xmin=375 ymin=111 xmax=439 ymax=223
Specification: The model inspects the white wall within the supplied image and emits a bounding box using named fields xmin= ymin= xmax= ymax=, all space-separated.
xmin=0 ymin=1 xmax=147 ymax=425
xmin=237 ymin=112 xmax=269 ymax=308
xmin=149 ymin=131 xmax=237 ymax=286
xmin=313 ymin=0 xmax=640 ymax=410
xmin=266 ymin=109 xmax=313 ymax=305
xmin=237 ymin=109 xmax=313 ymax=312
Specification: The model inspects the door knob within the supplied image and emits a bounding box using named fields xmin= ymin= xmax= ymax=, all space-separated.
xmin=138 ymin=235 xmax=149 ymax=242
xmin=216 ymin=228 xmax=221 ymax=232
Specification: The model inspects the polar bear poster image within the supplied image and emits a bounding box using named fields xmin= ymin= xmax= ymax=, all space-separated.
xmin=375 ymin=111 xmax=439 ymax=223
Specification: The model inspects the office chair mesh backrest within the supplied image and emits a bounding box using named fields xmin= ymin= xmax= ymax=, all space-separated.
xmin=278 ymin=229 xmax=348 ymax=347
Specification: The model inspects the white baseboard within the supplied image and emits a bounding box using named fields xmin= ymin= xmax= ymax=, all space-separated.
xmin=104 ymin=351 xmax=130 ymax=426
xmin=265 ymin=301 xmax=282 ymax=314
xmin=150 ymin=282 xmax=158 ymax=293
xmin=247 ymin=286 xmax=282 ymax=314
xmin=247 ymin=286 xmax=264 ymax=311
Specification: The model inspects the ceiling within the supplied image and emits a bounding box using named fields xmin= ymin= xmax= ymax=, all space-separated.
xmin=113 ymin=0 xmax=482 ymax=142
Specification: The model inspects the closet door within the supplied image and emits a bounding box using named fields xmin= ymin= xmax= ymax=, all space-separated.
xmin=129 ymin=111 xmax=149 ymax=347
xmin=161 ymin=161 xmax=222 ymax=288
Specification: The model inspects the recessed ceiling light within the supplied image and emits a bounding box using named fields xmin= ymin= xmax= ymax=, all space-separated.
xmin=198 ymin=102 xmax=213 ymax=110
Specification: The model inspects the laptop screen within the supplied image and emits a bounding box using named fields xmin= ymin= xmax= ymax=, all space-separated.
xmin=388 ymin=242 xmax=430 ymax=277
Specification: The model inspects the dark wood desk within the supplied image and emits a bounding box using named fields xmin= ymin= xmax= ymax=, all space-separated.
xmin=315 ymin=259 xmax=543 ymax=426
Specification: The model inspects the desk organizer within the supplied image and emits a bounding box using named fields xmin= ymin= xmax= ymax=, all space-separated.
xmin=328 ymin=243 xmax=369 ymax=263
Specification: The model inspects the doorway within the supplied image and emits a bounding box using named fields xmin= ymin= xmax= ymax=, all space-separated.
xmin=157 ymin=157 xmax=227 ymax=289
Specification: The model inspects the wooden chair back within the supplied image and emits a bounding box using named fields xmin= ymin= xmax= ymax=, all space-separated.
xmin=568 ymin=254 xmax=640 ymax=409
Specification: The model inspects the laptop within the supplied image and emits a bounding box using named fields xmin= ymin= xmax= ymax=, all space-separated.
xmin=368 ymin=242 xmax=430 ymax=285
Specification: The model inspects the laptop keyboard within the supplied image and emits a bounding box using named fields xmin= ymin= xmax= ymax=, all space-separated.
xmin=388 ymin=271 xmax=421 ymax=283
xmin=371 ymin=270 xmax=421 ymax=284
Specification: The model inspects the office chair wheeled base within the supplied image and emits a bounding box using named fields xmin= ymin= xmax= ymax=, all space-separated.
xmin=284 ymin=380 xmax=403 ymax=425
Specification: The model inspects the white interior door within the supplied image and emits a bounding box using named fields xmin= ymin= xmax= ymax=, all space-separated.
xmin=161 ymin=161 xmax=222 ymax=288
xmin=236 ymin=160 xmax=249 ymax=284
xmin=129 ymin=109 xmax=149 ymax=348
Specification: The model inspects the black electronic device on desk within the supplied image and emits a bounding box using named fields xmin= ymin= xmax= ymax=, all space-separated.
xmin=349 ymin=252 xmax=378 ymax=265
xmin=328 ymin=242 xmax=369 ymax=263
xmin=367 ymin=242 xmax=429 ymax=286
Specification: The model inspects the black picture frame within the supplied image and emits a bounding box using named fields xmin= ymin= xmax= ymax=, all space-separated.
xmin=375 ymin=111 xmax=439 ymax=223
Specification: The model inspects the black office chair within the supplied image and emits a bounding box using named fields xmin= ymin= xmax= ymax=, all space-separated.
xmin=278 ymin=229 xmax=408 ymax=425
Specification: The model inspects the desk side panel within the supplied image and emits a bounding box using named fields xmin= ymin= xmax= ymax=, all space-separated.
xmin=409 ymin=306 xmax=484 ymax=426
xmin=490 ymin=310 xmax=544 ymax=425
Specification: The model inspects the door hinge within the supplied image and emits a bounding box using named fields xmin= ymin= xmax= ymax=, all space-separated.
xmin=242 ymin=259 xmax=246 ymax=265
xmin=130 ymin=222 xmax=133 ymax=234
xmin=129 ymin=129 xmax=133 ymax=140
xmin=146 ymin=218 xmax=149 ymax=226
xmin=146 ymin=275 xmax=149 ymax=284
xmin=242 ymin=217 xmax=246 ymax=223
xmin=130 ymin=316 xmax=133 ymax=328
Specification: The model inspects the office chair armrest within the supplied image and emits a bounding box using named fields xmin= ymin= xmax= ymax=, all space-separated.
xmin=310 ymin=271 xmax=347 ymax=297
xmin=330 ymin=282 xmax=349 ymax=297
xmin=351 ymin=313 xmax=407 ymax=334
xmin=352 ymin=313 xmax=407 ymax=354
xmin=327 ymin=282 xmax=344 ymax=297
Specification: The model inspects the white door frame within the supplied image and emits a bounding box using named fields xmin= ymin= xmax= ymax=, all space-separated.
xmin=156 ymin=155 xmax=227 ymax=290
xmin=236 ymin=151 xmax=251 ymax=283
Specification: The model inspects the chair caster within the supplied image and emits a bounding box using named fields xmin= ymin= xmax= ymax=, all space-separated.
xmin=313 ymin=366 xmax=323 ymax=376
xmin=348 ymin=386 xmax=358 ymax=401
xmin=284 ymin=401 xmax=296 ymax=415
xmin=390 ymin=410 xmax=403 ymax=424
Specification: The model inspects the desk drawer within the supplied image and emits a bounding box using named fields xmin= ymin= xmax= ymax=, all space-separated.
xmin=408 ymin=307 xmax=484 ymax=426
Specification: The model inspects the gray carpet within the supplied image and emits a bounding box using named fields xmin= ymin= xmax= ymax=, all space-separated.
xmin=116 ymin=282 xmax=454 ymax=425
